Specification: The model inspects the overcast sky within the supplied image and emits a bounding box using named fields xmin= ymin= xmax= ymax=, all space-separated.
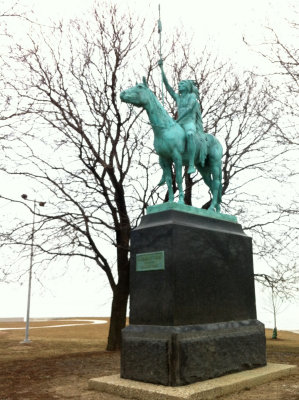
xmin=1 ymin=0 xmax=298 ymax=330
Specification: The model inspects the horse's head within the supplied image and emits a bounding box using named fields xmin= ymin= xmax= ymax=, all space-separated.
xmin=120 ymin=77 xmax=150 ymax=108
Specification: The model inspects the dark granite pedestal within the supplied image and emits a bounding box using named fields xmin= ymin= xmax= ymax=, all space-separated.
xmin=121 ymin=208 xmax=266 ymax=386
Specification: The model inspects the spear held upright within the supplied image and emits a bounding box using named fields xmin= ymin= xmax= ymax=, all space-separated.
xmin=158 ymin=4 xmax=164 ymax=106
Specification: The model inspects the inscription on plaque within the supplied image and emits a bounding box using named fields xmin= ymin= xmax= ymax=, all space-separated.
xmin=136 ymin=251 xmax=165 ymax=271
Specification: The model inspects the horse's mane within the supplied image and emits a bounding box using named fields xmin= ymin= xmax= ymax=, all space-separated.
xmin=145 ymin=86 xmax=175 ymax=128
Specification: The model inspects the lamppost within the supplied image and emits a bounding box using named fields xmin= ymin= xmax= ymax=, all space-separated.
xmin=21 ymin=194 xmax=46 ymax=344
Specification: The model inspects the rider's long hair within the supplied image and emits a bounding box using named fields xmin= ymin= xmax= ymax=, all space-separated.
xmin=184 ymin=80 xmax=207 ymax=165
xmin=179 ymin=80 xmax=204 ymax=136
xmin=184 ymin=80 xmax=204 ymax=133
xmin=181 ymin=80 xmax=199 ymax=99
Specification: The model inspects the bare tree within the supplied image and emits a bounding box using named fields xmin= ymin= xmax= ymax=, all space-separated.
xmin=243 ymin=17 xmax=299 ymax=294
xmin=256 ymin=263 xmax=299 ymax=338
xmin=150 ymin=35 xmax=299 ymax=299
xmin=243 ymin=17 xmax=299 ymax=147
xmin=0 ymin=3 xmax=161 ymax=350
xmin=0 ymin=3 xmax=298 ymax=351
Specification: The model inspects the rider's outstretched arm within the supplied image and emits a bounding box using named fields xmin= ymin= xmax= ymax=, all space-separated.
xmin=158 ymin=59 xmax=178 ymax=102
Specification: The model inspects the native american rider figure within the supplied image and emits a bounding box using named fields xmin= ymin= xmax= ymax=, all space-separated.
xmin=158 ymin=59 xmax=207 ymax=173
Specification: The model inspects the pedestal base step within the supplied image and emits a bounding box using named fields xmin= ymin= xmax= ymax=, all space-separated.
xmin=121 ymin=320 xmax=266 ymax=386
xmin=89 ymin=363 xmax=297 ymax=400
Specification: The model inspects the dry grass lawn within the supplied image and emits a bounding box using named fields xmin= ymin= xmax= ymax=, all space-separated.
xmin=0 ymin=318 xmax=109 ymax=363
xmin=0 ymin=319 xmax=298 ymax=400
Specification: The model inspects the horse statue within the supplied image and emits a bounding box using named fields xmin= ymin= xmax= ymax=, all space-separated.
xmin=120 ymin=78 xmax=223 ymax=212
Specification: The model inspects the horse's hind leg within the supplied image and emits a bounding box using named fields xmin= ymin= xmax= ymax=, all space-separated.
xmin=173 ymin=154 xmax=184 ymax=204
xmin=197 ymin=163 xmax=221 ymax=212
xmin=160 ymin=158 xmax=174 ymax=202
xmin=197 ymin=165 xmax=212 ymax=190
xmin=158 ymin=156 xmax=166 ymax=186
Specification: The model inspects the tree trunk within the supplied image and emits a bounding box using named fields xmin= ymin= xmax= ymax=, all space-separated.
xmin=201 ymin=199 xmax=212 ymax=209
xmin=106 ymin=268 xmax=130 ymax=351
xmin=184 ymin=168 xmax=192 ymax=205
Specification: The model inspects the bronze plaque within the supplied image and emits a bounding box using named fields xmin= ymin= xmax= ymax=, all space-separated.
xmin=136 ymin=251 xmax=165 ymax=271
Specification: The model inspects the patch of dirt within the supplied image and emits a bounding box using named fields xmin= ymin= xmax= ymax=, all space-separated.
xmin=1 ymin=350 xmax=121 ymax=400
xmin=222 ymin=372 xmax=299 ymax=400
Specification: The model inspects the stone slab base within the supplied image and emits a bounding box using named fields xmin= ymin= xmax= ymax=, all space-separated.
xmin=121 ymin=320 xmax=266 ymax=385
xmin=89 ymin=363 xmax=297 ymax=400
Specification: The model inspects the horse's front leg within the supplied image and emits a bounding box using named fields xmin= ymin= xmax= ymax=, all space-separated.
xmin=160 ymin=158 xmax=174 ymax=202
xmin=208 ymin=162 xmax=222 ymax=212
xmin=173 ymin=153 xmax=184 ymax=204
xmin=158 ymin=156 xmax=166 ymax=186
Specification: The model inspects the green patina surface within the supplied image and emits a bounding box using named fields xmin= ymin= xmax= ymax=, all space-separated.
xmin=136 ymin=251 xmax=165 ymax=272
xmin=147 ymin=203 xmax=238 ymax=223
xmin=120 ymin=74 xmax=223 ymax=212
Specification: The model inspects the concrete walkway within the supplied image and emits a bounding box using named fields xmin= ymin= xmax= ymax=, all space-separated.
xmin=0 ymin=319 xmax=107 ymax=331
